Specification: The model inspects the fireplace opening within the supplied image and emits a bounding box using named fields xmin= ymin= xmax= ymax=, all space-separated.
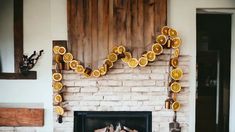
xmin=74 ymin=111 xmax=152 ymax=132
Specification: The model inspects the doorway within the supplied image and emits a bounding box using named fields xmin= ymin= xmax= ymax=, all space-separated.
xmin=196 ymin=14 xmax=231 ymax=132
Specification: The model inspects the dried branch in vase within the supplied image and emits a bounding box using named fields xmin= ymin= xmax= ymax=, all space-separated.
xmin=20 ymin=50 xmax=44 ymax=74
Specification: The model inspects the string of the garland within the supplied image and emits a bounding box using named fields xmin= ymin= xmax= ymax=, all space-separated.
xmin=52 ymin=26 xmax=183 ymax=125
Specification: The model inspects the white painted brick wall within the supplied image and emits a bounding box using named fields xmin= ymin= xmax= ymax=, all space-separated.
xmin=51 ymin=56 xmax=190 ymax=132
xmin=0 ymin=127 xmax=37 ymax=132
xmin=0 ymin=56 xmax=190 ymax=132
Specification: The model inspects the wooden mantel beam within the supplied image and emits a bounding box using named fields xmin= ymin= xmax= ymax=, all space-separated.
xmin=0 ymin=108 xmax=44 ymax=126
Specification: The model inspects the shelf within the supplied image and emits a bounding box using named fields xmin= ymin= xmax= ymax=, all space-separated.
xmin=0 ymin=71 xmax=37 ymax=79
xmin=0 ymin=107 xmax=44 ymax=126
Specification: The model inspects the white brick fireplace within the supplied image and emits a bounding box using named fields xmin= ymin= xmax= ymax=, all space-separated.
xmin=54 ymin=52 xmax=190 ymax=132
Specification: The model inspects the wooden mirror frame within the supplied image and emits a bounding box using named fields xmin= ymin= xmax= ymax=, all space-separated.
xmin=0 ymin=0 xmax=36 ymax=79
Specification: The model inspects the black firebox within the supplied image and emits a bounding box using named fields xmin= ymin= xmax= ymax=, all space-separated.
xmin=74 ymin=111 xmax=152 ymax=132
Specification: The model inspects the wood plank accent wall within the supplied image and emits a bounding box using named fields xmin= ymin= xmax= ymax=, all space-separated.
xmin=67 ymin=0 xmax=167 ymax=68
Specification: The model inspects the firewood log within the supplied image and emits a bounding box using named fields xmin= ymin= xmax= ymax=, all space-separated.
xmin=123 ymin=126 xmax=138 ymax=132
xmin=131 ymin=130 xmax=138 ymax=132
xmin=94 ymin=127 xmax=107 ymax=132
xmin=109 ymin=125 xmax=114 ymax=132
xmin=114 ymin=123 xmax=122 ymax=132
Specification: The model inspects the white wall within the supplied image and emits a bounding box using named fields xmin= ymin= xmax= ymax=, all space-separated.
xmin=51 ymin=0 xmax=67 ymax=40
xmin=0 ymin=0 xmax=14 ymax=72
xmin=0 ymin=0 xmax=53 ymax=131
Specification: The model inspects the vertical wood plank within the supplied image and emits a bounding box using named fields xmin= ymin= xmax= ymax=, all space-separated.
xmin=91 ymin=0 xmax=98 ymax=68
xmin=112 ymin=0 xmax=118 ymax=46
xmin=83 ymin=0 xmax=92 ymax=67
xmin=76 ymin=0 xmax=85 ymax=63
xmin=68 ymin=0 xmax=85 ymax=62
xmin=130 ymin=0 xmax=137 ymax=58
xmin=67 ymin=0 xmax=77 ymax=58
xmin=114 ymin=0 xmax=128 ymax=46
xmin=131 ymin=0 xmax=144 ymax=58
xmin=144 ymin=0 xmax=155 ymax=49
xmin=125 ymin=0 xmax=132 ymax=50
xmin=98 ymin=0 xmax=109 ymax=66
xmin=108 ymin=0 xmax=114 ymax=52
xmin=154 ymin=0 xmax=167 ymax=35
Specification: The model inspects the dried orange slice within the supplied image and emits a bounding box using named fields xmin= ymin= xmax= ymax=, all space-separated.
xmin=171 ymin=37 xmax=181 ymax=48
xmin=104 ymin=59 xmax=113 ymax=69
xmin=54 ymin=94 xmax=63 ymax=103
xmin=170 ymin=68 xmax=183 ymax=80
xmin=152 ymin=43 xmax=163 ymax=55
xmin=55 ymin=106 xmax=64 ymax=115
xmin=170 ymin=82 xmax=181 ymax=93
xmin=92 ymin=69 xmax=101 ymax=77
xmin=107 ymin=53 xmax=118 ymax=62
xmin=53 ymin=46 xmax=60 ymax=54
xmin=63 ymin=53 xmax=73 ymax=63
xmin=69 ymin=60 xmax=79 ymax=69
xmin=170 ymin=58 xmax=179 ymax=68
xmin=53 ymin=73 xmax=62 ymax=82
xmin=172 ymin=101 xmax=181 ymax=111
xmin=168 ymin=28 xmax=178 ymax=37
xmin=121 ymin=52 xmax=132 ymax=63
xmin=146 ymin=51 xmax=156 ymax=62
xmin=128 ymin=58 xmax=139 ymax=68
xmin=117 ymin=45 xmax=126 ymax=54
xmin=173 ymin=48 xmax=180 ymax=58
xmin=53 ymin=81 xmax=63 ymax=91
xmin=58 ymin=47 xmax=66 ymax=55
xmin=161 ymin=26 xmax=170 ymax=35
xmin=139 ymin=57 xmax=148 ymax=67
xmin=156 ymin=35 xmax=167 ymax=45
xmin=75 ymin=65 xmax=85 ymax=73
xmin=99 ymin=64 xmax=108 ymax=75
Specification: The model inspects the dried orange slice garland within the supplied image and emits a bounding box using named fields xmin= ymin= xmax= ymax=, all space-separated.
xmin=53 ymin=26 xmax=182 ymax=78
xmin=52 ymin=26 xmax=183 ymax=122
xmin=52 ymin=46 xmax=67 ymax=123
xmin=159 ymin=26 xmax=183 ymax=113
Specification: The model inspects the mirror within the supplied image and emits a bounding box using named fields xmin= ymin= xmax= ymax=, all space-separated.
xmin=0 ymin=0 xmax=36 ymax=79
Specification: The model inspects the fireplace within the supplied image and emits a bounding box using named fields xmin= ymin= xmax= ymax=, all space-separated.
xmin=74 ymin=111 xmax=152 ymax=132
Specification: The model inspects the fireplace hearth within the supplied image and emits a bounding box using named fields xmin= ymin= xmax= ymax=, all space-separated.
xmin=74 ymin=111 xmax=152 ymax=132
